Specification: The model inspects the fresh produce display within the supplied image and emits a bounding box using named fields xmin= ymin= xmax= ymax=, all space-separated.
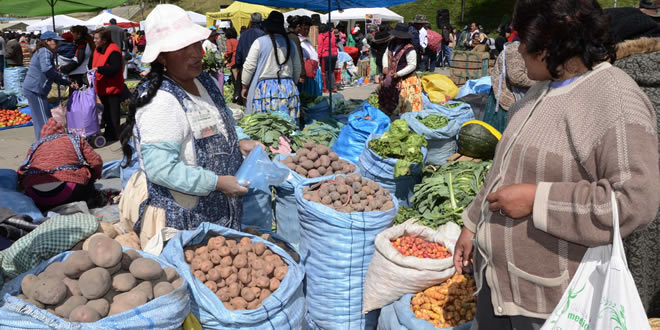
xmin=243 ymin=226 xmax=300 ymax=263
xmin=302 ymin=174 xmax=395 ymax=213
xmin=0 ymin=109 xmax=31 ymax=128
xmin=332 ymin=99 xmax=364 ymax=115
xmin=280 ymin=141 xmax=356 ymax=178
xmin=419 ymin=114 xmax=450 ymax=130
xmin=368 ymin=93 xmax=379 ymax=109
xmin=395 ymin=160 xmax=492 ymax=228
xmin=298 ymin=119 xmax=344 ymax=147
xmin=368 ymin=119 xmax=428 ymax=177
xmin=391 ymin=235 xmax=452 ymax=259
xmin=300 ymin=93 xmax=325 ymax=107
xmin=13 ymin=236 xmax=181 ymax=322
xmin=410 ymin=273 xmax=477 ymax=328
xmin=184 ymin=235 xmax=289 ymax=311
xmin=457 ymin=120 xmax=501 ymax=160
xmin=223 ymin=83 xmax=234 ymax=105
xmin=239 ymin=113 xmax=302 ymax=154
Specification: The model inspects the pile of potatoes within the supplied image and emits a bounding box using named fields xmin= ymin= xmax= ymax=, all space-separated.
xmin=281 ymin=141 xmax=356 ymax=178
xmin=15 ymin=236 xmax=182 ymax=322
xmin=243 ymin=226 xmax=300 ymax=263
xmin=185 ymin=236 xmax=288 ymax=311
xmin=302 ymin=174 xmax=395 ymax=213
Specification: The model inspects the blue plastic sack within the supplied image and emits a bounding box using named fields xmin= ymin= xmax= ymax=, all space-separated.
xmin=4 ymin=67 xmax=28 ymax=106
xmin=422 ymin=94 xmax=475 ymax=129
xmin=333 ymin=103 xmax=391 ymax=165
xmin=160 ymin=222 xmax=305 ymax=329
xmin=377 ymin=294 xmax=473 ymax=330
xmin=401 ymin=111 xmax=461 ymax=165
xmin=235 ymin=147 xmax=288 ymax=194
xmin=358 ymin=134 xmax=427 ymax=208
xmin=296 ymin=175 xmax=398 ymax=330
xmin=0 ymin=172 xmax=44 ymax=222
xmin=272 ymin=154 xmax=357 ymax=249
xmin=302 ymin=101 xmax=331 ymax=126
xmin=0 ymin=248 xmax=191 ymax=329
xmin=456 ymin=76 xmax=492 ymax=99
xmin=240 ymin=188 xmax=273 ymax=233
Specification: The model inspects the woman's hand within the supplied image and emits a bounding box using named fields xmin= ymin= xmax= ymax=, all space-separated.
xmin=216 ymin=176 xmax=249 ymax=197
xmin=487 ymin=184 xmax=537 ymax=218
xmin=240 ymin=86 xmax=248 ymax=99
xmin=238 ymin=139 xmax=265 ymax=156
xmin=454 ymin=227 xmax=475 ymax=274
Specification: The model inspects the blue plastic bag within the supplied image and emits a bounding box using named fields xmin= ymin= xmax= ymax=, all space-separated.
xmin=302 ymin=101 xmax=331 ymax=126
xmin=160 ymin=222 xmax=306 ymax=329
xmin=333 ymin=103 xmax=391 ymax=165
xmin=296 ymin=175 xmax=398 ymax=330
xmin=456 ymin=76 xmax=492 ymax=98
xmin=402 ymin=111 xmax=461 ymax=165
xmin=0 ymin=249 xmax=191 ymax=329
xmin=358 ymin=134 xmax=427 ymax=208
xmin=240 ymin=188 xmax=273 ymax=233
xmin=4 ymin=67 xmax=28 ymax=106
xmin=422 ymin=94 xmax=475 ymax=129
xmin=377 ymin=294 xmax=473 ymax=330
xmin=0 ymin=169 xmax=44 ymax=222
xmin=235 ymin=147 xmax=288 ymax=194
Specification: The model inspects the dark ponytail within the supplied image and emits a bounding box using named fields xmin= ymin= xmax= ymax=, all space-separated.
xmin=268 ymin=31 xmax=291 ymax=83
xmin=120 ymin=61 xmax=165 ymax=167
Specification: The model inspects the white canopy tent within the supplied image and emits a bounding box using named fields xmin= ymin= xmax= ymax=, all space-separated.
xmin=85 ymin=11 xmax=132 ymax=29
xmin=320 ymin=8 xmax=403 ymax=24
xmin=27 ymin=15 xmax=94 ymax=32
xmin=187 ymin=11 xmax=207 ymax=26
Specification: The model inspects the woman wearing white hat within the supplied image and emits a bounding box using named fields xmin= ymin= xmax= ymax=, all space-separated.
xmin=119 ymin=4 xmax=262 ymax=245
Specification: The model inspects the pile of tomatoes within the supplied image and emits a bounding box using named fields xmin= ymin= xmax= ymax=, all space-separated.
xmin=0 ymin=109 xmax=32 ymax=128
xmin=391 ymin=235 xmax=452 ymax=259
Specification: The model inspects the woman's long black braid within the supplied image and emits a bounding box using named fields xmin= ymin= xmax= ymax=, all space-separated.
xmin=268 ymin=29 xmax=291 ymax=84
xmin=119 ymin=61 xmax=165 ymax=168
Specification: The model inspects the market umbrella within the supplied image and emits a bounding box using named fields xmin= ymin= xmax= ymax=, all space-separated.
xmin=239 ymin=0 xmax=417 ymax=111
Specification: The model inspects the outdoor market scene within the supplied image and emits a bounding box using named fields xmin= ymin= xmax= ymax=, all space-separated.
xmin=0 ymin=0 xmax=659 ymax=328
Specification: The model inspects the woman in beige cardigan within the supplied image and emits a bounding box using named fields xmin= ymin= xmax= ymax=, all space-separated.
xmin=454 ymin=0 xmax=660 ymax=328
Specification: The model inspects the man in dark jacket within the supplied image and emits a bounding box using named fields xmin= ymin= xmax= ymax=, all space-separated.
xmin=107 ymin=18 xmax=127 ymax=79
xmin=5 ymin=33 xmax=23 ymax=67
xmin=233 ymin=13 xmax=265 ymax=104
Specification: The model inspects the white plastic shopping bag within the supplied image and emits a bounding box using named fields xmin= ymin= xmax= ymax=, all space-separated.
xmin=541 ymin=192 xmax=650 ymax=330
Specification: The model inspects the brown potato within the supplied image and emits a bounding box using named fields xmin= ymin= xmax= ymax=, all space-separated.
xmin=103 ymin=289 xmax=119 ymax=302
xmin=114 ymin=290 xmax=147 ymax=305
xmin=154 ymin=281 xmax=175 ymax=298
xmin=227 ymin=282 xmax=240 ymax=298
xmin=55 ymin=295 xmax=88 ymax=318
xmin=112 ymin=273 xmax=137 ymax=292
xmin=193 ymin=270 xmax=206 ymax=283
xmin=21 ymin=274 xmax=38 ymax=299
xmin=86 ymin=299 xmax=110 ymax=318
xmin=62 ymin=277 xmax=82 ymax=296
xmin=79 ymin=267 xmax=111 ymax=300
xmin=63 ymin=251 xmax=95 ymax=279
xmin=88 ymin=236 xmax=123 ymax=268
xmin=260 ymin=288 xmax=272 ymax=301
xmin=274 ymin=265 xmax=288 ymax=281
xmin=108 ymin=301 xmax=132 ymax=316
xmin=226 ymin=273 xmax=238 ymax=285
xmin=239 ymin=237 xmax=252 ymax=246
xmin=255 ymin=276 xmax=270 ymax=289
xmin=217 ymin=246 xmax=231 ymax=257
xmin=218 ymin=266 xmax=232 ymax=279
xmin=230 ymin=247 xmax=239 ymax=256
xmin=247 ymin=299 xmax=262 ymax=310
xmin=129 ymin=258 xmax=163 ymax=281
xmin=230 ymin=297 xmax=248 ymax=310
xmin=184 ymin=250 xmax=195 ymax=263
xmin=252 ymin=258 xmax=265 ymax=272
xmin=163 ymin=267 xmax=178 ymax=282
xmin=190 ymin=257 xmax=203 ymax=271
xmin=208 ymin=236 xmax=226 ymax=251
xmin=225 ymin=240 xmax=237 ymax=248
xmin=99 ymin=222 xmax=118 ymax=239
xmin=26 ymin=297 xmax=45 ymax=309
xmin=40 ymin=262 xmax=67 ymax=281
xmin=120 ymin=253 xmax=134 ymax=272
xmin=216 ymin=288 xmax=231 ymax=302
xmin=172 ymin=277 xmax=185 ymax=289
xmin=195 ymin=246 xmax=208 ymax=256
xmin=200 ymin=261 xmax=213 ymax=273
xmin=206 ymin=268 xmax=220 ymax=282
xmin=269 ymin=278 xmax=281 ymax=291
xmin=131 ymin=281 xmax=154 ymax=300
xmin=107 ymin=261 xmax=122 ymax=275
xmin=82 ymin=233 xmax=108 ymax=251
xmin=32 ymin=276 xmax=68 ymax=305
xmin=247 ymin=252 xmax=257 ymax=264
xmin=241 ymin=287 xmax=256 ymax=302
xmin=115 ymin=232 xmax=141 ymax=250
xmin=216 ymin=278 xmax=226 ymax=288
xmin=204 ymin=281 xmax=217 ymax=293
xmin=220 ymin=256 xmax=232 ymax=267
xmin=124 ymin=249 xmax=141 ymax=262
xmin=210 ymin=250 xmax=222 ymax=265
xmin=238 ymin=244 xmax=252 ymax=255
xmin=238 ymin=268 xmax=251 ymax=285
xmin=233 ymin=255 xmax=248 ymax=269
xmin=251 ymin=286 xmax=261 ymax=297
xmin=69 ymin=305 xmax=101 ymax=322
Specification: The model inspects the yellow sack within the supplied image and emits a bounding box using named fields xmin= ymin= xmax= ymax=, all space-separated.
xmin=421 ymin=74 xmax=459 ymax=104
xmin=182 ymin=313 xmax=202 ymax=330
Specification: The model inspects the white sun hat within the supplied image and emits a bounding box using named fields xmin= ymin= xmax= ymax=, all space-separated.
xmin=142 ymin=4 xmax=211 ymax=63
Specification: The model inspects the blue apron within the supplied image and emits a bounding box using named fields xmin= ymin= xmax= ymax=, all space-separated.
xmin=135 ymin=73 xmax=243 ymax=231
xmin=20 ymin=133 xmax=89 ymax=176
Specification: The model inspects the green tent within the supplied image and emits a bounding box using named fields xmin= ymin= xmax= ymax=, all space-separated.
xmin=0 ymin=0 xmax=129 ymax=18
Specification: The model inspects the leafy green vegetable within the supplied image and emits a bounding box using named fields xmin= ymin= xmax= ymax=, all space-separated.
xmin=300 ymin=92 xmax=325 ymax=107
xmin=368 ymin=119 xmax=428 ymax=178
xmin=394 ymin=160 xmax=492 ymax=228
xmin=368 ymin=93 xmax=379 ymax=108
xmin=332 ymin=99 xmax=364 ymax=115
xmin=223 ymin=83 xmax=234 ymax=105
xmin=202 ymin=51 xmax=222 ymax=73
xmin=239 ymin=113 xmax=303 ymax=155
xmin=299 ymin=119 xmax=344 ymax=147
xmin=419 ymin=114 xmax=450 ymax=129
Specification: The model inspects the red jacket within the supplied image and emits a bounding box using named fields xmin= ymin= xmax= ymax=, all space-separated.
xmin=93 ymin=42 xmax=124 ymax=96
xmin=318 ymin=32 xmax=338 ymax=57
xmin=18 ymin=118 xmax=103 ymax=189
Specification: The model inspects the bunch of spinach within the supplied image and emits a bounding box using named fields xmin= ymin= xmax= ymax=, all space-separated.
xmin=368 ymin=119 xmax=428 ymax=178
xmin=299 ymin=119 xmax=344 ymax=147
xmin=395 ymin=160 xmax=492 ymax=228
xmin=239 ymin=113 xmax=303 ymax=154
xmin=419 ymin=114 xmax=450 ymax=130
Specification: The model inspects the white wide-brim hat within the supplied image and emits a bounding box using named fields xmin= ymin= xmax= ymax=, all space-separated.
xmin=142 ymin=4 xmax=211 ymax=63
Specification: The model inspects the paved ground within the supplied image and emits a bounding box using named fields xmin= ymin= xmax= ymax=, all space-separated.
xmin=0 ymin=67 xmax=450 ymax=170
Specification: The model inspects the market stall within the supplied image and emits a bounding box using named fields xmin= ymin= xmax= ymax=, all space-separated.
xmin=26 ymin=15 xmax=94 ymax=32
xmin=85 ymin=11 xmax=134 ymax=29
xmin=205 ymin=1 xmax=274 ymax=32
